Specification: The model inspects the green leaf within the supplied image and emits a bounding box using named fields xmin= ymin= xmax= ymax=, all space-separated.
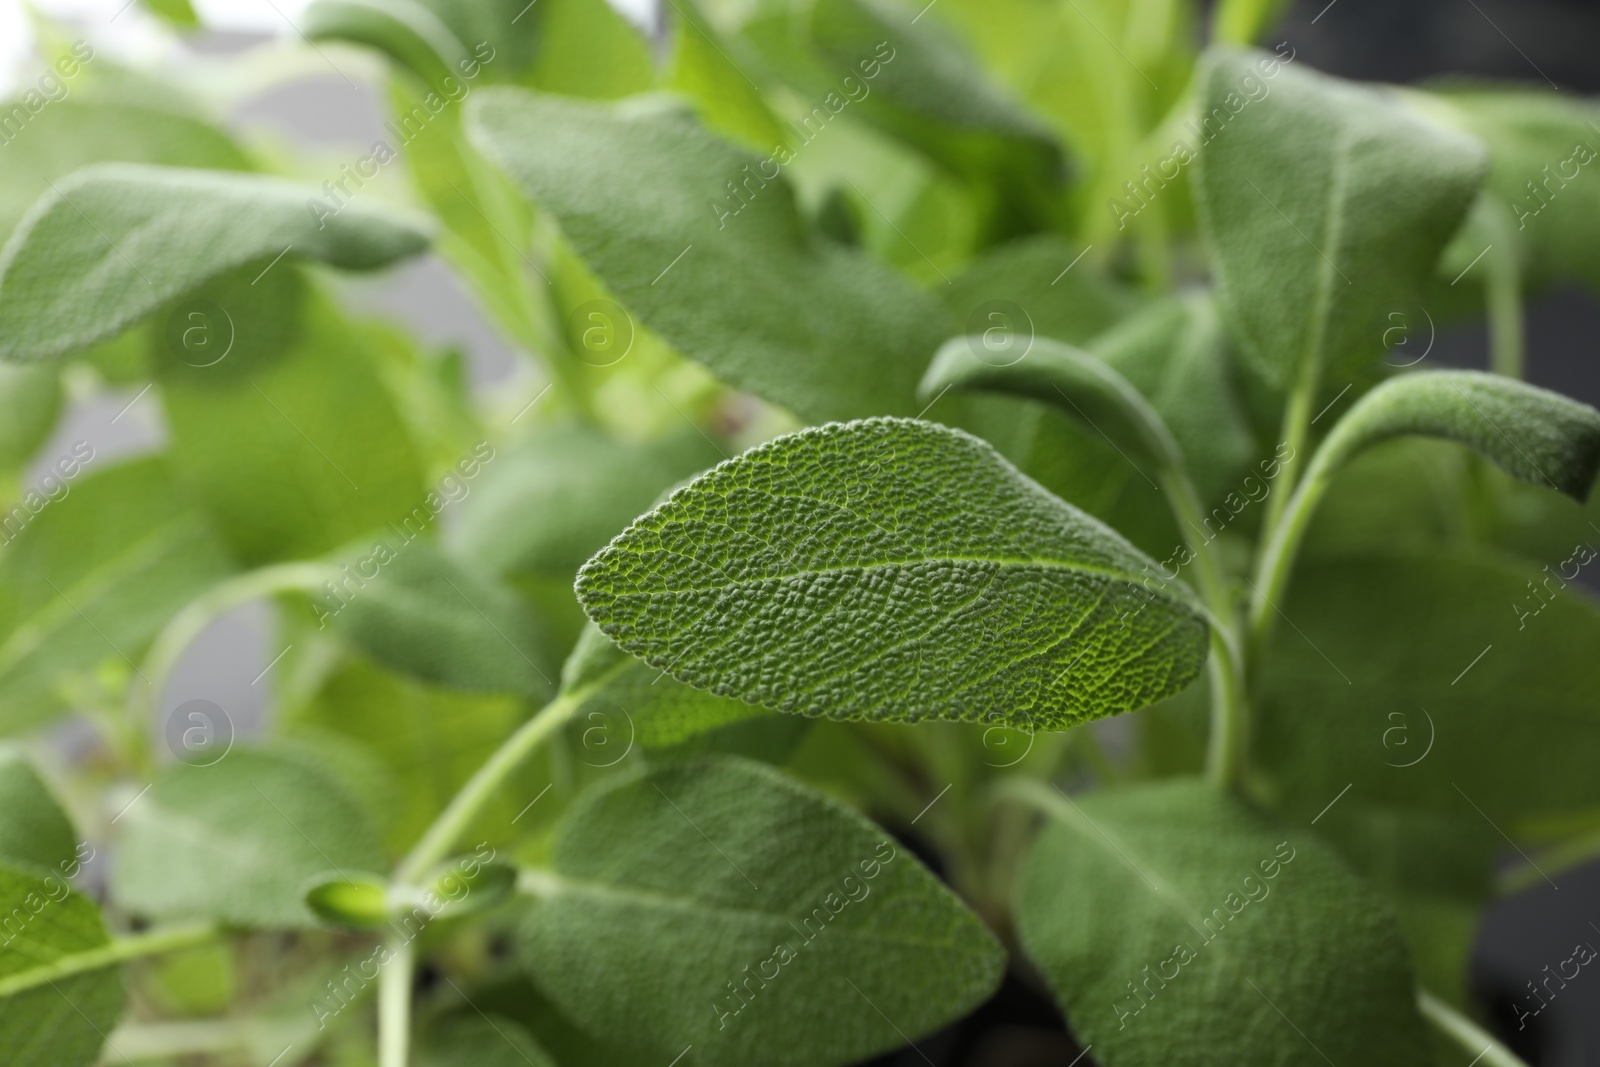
xmin=0 ymin=457 xmax=235 ymax=735
xmin=940 ymin=235 xmax=1138 ymax=347
xmin=303 ymin=872 xmax=390 ymax=929
xmin=1312 ymin=370 xmax=1600 ymax=501
xmin=114 ymin=748 xmax=387 ymax=928
xmin=576 ymin=418 xmax=1208 ymax=730
xmin=0 ymin=364 xmax=61 ymax=472
xmin=1194 ymin=48 xmax=1485 ymax=387
xmin=331 ymin=539 xmax=557 ymax=697
xmin=421 ymin=1013 xmax=558 ymax=1067
xmin=0 ymin=163 xmax=430 ymax=361
xmin=0 ymin=865 xmax=125 ymax=1067
xmin=562 ymin=623 xmax=767 ymax=750
xmin=664 ymin=0 xmax=790 ymax=152
xmin=304 ymin=0 xmax=472 ymax=89
xmin=525 ymin=0 xmax=654 ymax=99
xmin=466 ymin=89 xmax=948 ymax=422
xmin=141 ymin=0 xmax=199 ymax=27
xmin=1014 ymin=779 xmax=1431 ymax=1067
xmin=1256 ymin=552 xmax=1600 ymax=823
xmin=0 ymin=748 xmax=76 ymax=873
xmin=520 ymin=756 xmax=1004 ymax=1067
xmin=921 ymin=335 xmax=1186 ymax=480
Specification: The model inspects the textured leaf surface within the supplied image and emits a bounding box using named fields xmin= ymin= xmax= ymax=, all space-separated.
xmin=1313 ymin=371 xmax=1600 ymax=500
xmin=1015 ymin=780 xmax=1431 ymax=1067
xmin=562 ymin=623 xmax=766 ymax=749
xmin=0 ymin=866 xmax=124 ymax=1067
xmin=0 ymin=749 xmax=75 ymax=873
xmin=421 ymin=1014 xmax=558 ymax=1067
xmin=576 ymin=418 xmax=1208 ymax=730
xmin=0 ymin=163 xmax=430 ymax=360
xmin=0 ymin=458 xmax=235 ymax=734
xmin=1194 ymin=48 xmax=1485 ymax=386
xmin=334 ymin=540 xmax=556 ymax=697
xmin=114 ymin=748 xmax=386 ymax=928
xmin=466 ymin=90 xmax=947 ymax=422
xmin=521 ymin=756 xmax=1004 ymax=1067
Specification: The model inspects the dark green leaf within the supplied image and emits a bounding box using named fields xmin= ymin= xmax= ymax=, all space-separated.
xmin=421 ymin=1013 xmax=558 ymax=1067
xmin=520 ymin=756 xmax=1004 ymax=1067
xmin=1015 ymin=779 xmax=1431 ymax=1067
xmin=940 ymin=235 xmax=1138 ymax=347
xmin=576 ymin=418 xmax=1208 ymax=730
xmin=0 ymin=748 xmax=76 ymax=873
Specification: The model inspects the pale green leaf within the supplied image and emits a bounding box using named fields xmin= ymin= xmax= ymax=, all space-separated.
xmin=466 ymin=90 xmax=948 ymax=421
xmin=0 ymin=163 xmax=431 ymax=361
xmin=1194 ymin=48 xmax=1485 ymax=387
xmin=520 ymin=756 xmax=1004 ymax=1067
xmin=304 ymin=0 xmax=471 ymax=88
xmin=1015 ymin=779 xmax=1431 ymax=1067
xmin=576 ymin=418 xmax=1208 ymax=730
xmin=664 ymin=0 xmax=790 ymax=152
xmin=114 ymin=748 xmax=387 ymax=929
xmin=525 ymin=0 xmax=654 ymax=98
xmin=0 ymin=748 xmax=75 ymax=873
xmin=0 ymin=364 xmax=61 ymax=472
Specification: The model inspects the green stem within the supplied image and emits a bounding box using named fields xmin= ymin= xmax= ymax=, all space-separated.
xmin=0 ymin=921 xmax=219 ymax=998
xmin=1486 ymin=240 xmax=1525 ymax=379
xmin=1417 ymin=989 xmax=1530 ymax=1067
xmin=1246 ymin=463 xmax=1333 ymax=657
xmin=393 ymin=690 xmax=583 ymax=885
xmin=1258 ymin=359 xmax=1318 ymax=542
xmin=378 ymin=935 xmax=414 ymax=1067
xmin=126 ymin=562 xmax=335 ymax=774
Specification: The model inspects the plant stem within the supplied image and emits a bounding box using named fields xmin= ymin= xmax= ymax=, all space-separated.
xmin=378 ymin=935 xmax=414 ymax=1067
xmin=1417 ymin=989 xmax=1530 ymax=1067
xmin=0 ymin=921 xmax=219 ymax=998
xmin=126 ymin=562 xmax=335 ymax=773
xmin=393 ymin=690 xmax=583 ymax=885
xmin=1258 ymin=358 xmax=1319 ymax=542
xmin=1246 ymin=464 xmax=1333 ymax=656
xmin=1486 ymin=240 xmax=1525 ymax=379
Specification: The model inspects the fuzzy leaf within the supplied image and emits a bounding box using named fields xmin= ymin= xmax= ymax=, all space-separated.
xmin=0 ymin=163 xmax=430 ymax=361
xmin=0 ymin=866 xmax=125 ymax=1067
xmin=1015 ymin=780 xmax=1431 ymax=1067
xmin=114 ymin=748 xmax=387 ymax=929
xmin=1194 ymin=48 xmax=1485 ymax=387
xmin=520 ymin=756 xmax=1004 ymax=1067
xmin=0 ymin=748 xmax=75 ymax=873
xmin=466 ymin=90 xmax=947 ymax=422
xmin=576 ymin=418 xmax=1208 ymax=730
xmin=1313 ymin=370 xmax=1600 ymax=501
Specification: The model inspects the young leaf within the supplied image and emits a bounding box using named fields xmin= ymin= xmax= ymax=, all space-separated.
xmin=0 ymin=748 xmax=76 ymax=873
xmin=0 ymin=458 xmax=235 ymax=735
xmin=562 ymin=623 xmax=766 ymax=749
xmin=920 ymin=336 xmax=1186 ymax=480
xmin=465 ymin=90 xmax=948 ymax=422
xmin=576 ymin=418 xmax=1208 ymax=730
xmin=331 ymin=539 xmax=557 ymax=698
xmin=520 ymin=756 xmax=1004 ymax=1067
xmin=1312 ymin=370 xmax=1600 ymax=501
xmin=0 ymin=865 xmax=126 ymax=1067
xmin=1014 ymin=779 xmax=1431 ymax=1067
xmin=114 ymin=748 xmax=387 ymax=929
xmin=0 ymin=163 xmax=431 ymax=360
xmin=303 ymin=871 xmax=391 ymax=929
xmin=1194 ymin=48 xmax=1485 ymax=387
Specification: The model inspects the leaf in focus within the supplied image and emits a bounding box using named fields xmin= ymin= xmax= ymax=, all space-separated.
xmin=1014 ymin=779 xmax=1432 ymax=1067
xmin=0 ymin=865 xmax=125 ymax=1067
xmin=466 ymin=89 xmax=948 ymax=422
xmin=1194 ymin=48 xmax=1485 ymax=388
xmin=0 ymin=457 xmax=235 ymax=735
xmin=332 ymin=539 xmax=557 ymax=698
xmin=114 ymin=748 xmax=387 ymax=928
xmin=576 ymin=418 xmax=1209 ymax=730
xmin=0 ymin=163 xmax=430 ymax=361
xmin=0 ymin=748 xmax=75 ymax=873
xmin=562 ymin=623 xmax=767 ymax=750
xmin=520 ymin=756 xmax=1004 ymax=1067
xmin=1312 ymin=369 xmax=1600 ymax=500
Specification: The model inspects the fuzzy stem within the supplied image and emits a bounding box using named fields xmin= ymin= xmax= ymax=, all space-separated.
xmin=1417 ymin=989 xmax=1530 ymax=1067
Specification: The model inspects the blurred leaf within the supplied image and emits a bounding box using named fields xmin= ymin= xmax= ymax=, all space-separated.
xmin=665 ymin=0 xmax=789 ymax=152
xmin=0 ymin=364 xmax=61 ymax=473
xmin=304 ymin=0 xmax=472 ymax=88
xmin=467 ymin=89 xmax=947 ymax=421
xmin=940 ymin=234 xmax=1138 ymax=345
xmin=0 ymin=865 xmax=125 ymax=1067
xmin=1194 ymin=48 xmax=1485 ymax=388
xmin=304 ymin=871 xmax=390 ymax=929
xmin=0 ymin=457 xmax=235 ymax=735
xmin=526 ymin=0 xmax=654 ymax=98
xmin=1014 ymin=779 xmax=1431 ymax=1067
xmin=140 ymin=0 xmax=199 ymax=27
xmin=421 ymin=1014 xmax=558 ymax=1067
xmin=0 ymin=163 xmax=430 ymax=361
xmin=0 ymin=748 xmax=75 ymax=873
xmin=520 ymin=756 xmax=1004 ymax=1066
xmin=114 ymin=748 xmax=387 ymax=929
xmin=576 ymin=418 xmax=1208 ymax=730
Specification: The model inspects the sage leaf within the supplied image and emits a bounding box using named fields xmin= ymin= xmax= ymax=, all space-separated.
xmin=114 ymin=748 xmax=387 ymax=929
xmin=576 ymin=418 xmax=1208 ymax=730
xmin=520 ymin=756 xmax=1004 ymax=1067
xmin=1015 ymin=779 xmax=1431 ymax=1067
xmin=0 ymin=748 xmax=76 ymax=873
xmin=0 ymin=364 xmax=61 ymax=472
xmin=0 ymin=162 xmax=431 ymax=361
xmin=941 ymin=235 xmax=1138 ymax=347
xmin=466 ymin=90 xmax=948 ymax=422
xmin=1194 ymin=48 xmax=1485 ymax=387
xmin=1313 ymin=370 xmax=1600 ymax=501
xmin=421 ymin=1014 xmax=558 ymax=1067
xmin=0 ymin=866 xmax=125 ymax=1067
xmin=304 ymin=0 xmax=471 ymax=89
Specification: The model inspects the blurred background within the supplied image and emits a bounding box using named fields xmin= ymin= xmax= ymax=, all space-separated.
xmin=3 ymin=0 xmax=1599 ymax=1063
